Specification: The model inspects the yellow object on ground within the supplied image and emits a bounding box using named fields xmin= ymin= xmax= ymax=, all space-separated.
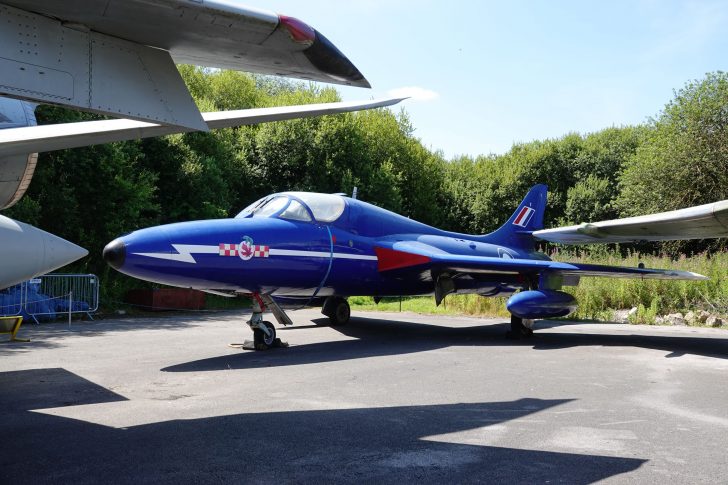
xmin=0 ymin=316 xmax=29 ymax=342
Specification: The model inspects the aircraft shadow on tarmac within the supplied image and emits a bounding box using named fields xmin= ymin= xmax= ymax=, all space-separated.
xmin=161 ymin=315 xmax=728 ymax=373
xmin=530 ymin=320 xmax=728 ymax=359
xmin=0 ymin=313 xmax=235 ymax=355
xmin=0 ymin=367 xmax=646 ymax=483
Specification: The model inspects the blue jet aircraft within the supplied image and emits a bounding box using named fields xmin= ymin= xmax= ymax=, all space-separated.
xmin=103 ymin=185 xmax=728 ymax=348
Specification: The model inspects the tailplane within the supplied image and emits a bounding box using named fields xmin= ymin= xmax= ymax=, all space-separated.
xmin=481 ymin=184 xmax=547 ymax=250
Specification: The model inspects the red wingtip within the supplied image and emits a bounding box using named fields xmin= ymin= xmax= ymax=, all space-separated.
xmin=374 ymin=247 xmax=431 ymax=272
xmin=278 ymin=15 xmax=316 ymax=44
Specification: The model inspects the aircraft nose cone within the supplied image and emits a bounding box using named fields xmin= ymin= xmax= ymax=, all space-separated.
xmin=0 ymin=215 xmax=89 ymax=289
xmin=103 ymin=239 xmax=126 ymax=269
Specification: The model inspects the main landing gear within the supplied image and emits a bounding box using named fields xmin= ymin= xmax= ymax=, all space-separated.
xmin=507 ymin=315 xmax=536 ymax=340
xmin=322 ymin=296 xmax=350 ymax=326
xmin=244 ymin=293 xmax=292 ymax=351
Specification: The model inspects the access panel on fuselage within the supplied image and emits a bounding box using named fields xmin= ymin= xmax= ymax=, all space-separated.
xmin=320 ymin=226 xmax=381 ymax=296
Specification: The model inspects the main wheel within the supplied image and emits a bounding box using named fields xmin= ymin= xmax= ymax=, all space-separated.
xmin=328 ymin=298 xmax=350 ymax=326
xmin=253 ymin=321 xmax=276 ymax=349
xmin=506 ymin=315 xmax=533 ymax=339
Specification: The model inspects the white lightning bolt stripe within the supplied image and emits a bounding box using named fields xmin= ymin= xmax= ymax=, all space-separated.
xmin=132 ymin=245 xmax=378 ymax=264
xmin=133 ymin=245 xmax=218 ymax=263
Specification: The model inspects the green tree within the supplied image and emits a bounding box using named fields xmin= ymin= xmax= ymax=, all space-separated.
xmin=619 ymin=72 xmax=728 ymax=215
xmin=563 ymin=175 xmax=614 ymax=224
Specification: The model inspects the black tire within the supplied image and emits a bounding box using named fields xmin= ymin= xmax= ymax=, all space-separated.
xmin=253 ymin=321 xmax=276 ymax=350
xmin=506 ymin=315 xmax=533 ymax=340
xmin=328 ymin=298 xmax=350 ymax=326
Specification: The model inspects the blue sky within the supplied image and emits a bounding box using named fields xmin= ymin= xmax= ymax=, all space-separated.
xmin=263 ymin=1 xmax=727 ymax=159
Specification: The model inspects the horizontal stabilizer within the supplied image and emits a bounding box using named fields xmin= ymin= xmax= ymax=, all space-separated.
xmin=0 ymin=98 xmax=405 ymax=157
xmin=534 ymin=200 xmax=728 ymax=244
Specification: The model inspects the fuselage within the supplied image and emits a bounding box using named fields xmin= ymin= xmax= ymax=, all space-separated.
xmin=104 ymin=192 xmax=548 ymax=300
xmin=1 ymin=215 xmax=88 ymax=290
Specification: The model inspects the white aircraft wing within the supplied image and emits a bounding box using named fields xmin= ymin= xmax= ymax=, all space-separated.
xmin=3 ymin=0 xmax=369 ymax=88
xmin=0 ymin=1 xmax=372 ymax=129
xmin=534 ymin=200 xmax=728 ymax=244
xmin=0 ymin=98 xmax=404 ymax=157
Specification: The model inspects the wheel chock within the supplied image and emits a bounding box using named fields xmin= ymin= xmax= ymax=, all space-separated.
xmin=228 ymin=338 xmax=289 ymax=351
xmin=0 ymin=316 xmax=29 ymax=342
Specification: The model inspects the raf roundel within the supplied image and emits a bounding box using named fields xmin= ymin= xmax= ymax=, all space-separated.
xmin=218 ymin=236 xmax=269 ymax=261
xmin=238 ymin=236 xmax=255 ymax=261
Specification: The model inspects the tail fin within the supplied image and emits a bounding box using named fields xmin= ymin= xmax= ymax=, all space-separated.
xmin=482 ymin=184 xmax=547 ymax=250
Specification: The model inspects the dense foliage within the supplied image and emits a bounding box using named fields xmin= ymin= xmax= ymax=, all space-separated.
xmin=6 ymin=68 xmax=728 ymax=307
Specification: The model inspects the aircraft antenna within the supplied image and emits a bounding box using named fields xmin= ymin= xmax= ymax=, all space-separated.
xmin=352 ymin=187 xmax=358 ymax=200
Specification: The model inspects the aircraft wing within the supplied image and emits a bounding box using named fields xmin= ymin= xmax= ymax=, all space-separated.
xmin=0 ymin=98 xmax=404 ymax=157
xmin=377 ymin=243 xmax=706 ymax=281
xmin=0 ymin=1 xmax=372 ymax=129
xmin=4 ymin=0 xmax=370 ymax=88
xmin=426 ymin=254 xmax=706 ymax=280
xmin=533 ymin=200 xmax=728 ymax=244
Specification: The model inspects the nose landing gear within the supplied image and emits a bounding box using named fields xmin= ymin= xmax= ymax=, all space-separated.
xmin=249 ymin=314 xmax=277 ymax=350
xmin=243 ymin=293 xmax=290 ymax=350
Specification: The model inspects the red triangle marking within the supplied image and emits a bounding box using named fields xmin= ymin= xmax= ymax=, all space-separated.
xmin=374 ymin=246 xmax=431 ymax=272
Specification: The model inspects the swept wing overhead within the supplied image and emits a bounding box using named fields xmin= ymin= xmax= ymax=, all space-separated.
xmin=0 ymin=1 xmax=370 ymax=129
xmin=3 ymin=0 xmax=369 ymax=87
xmin=0 ymin=97 xmax=404 ymax=159
xmin=533 ymin=200 xmax=728 ymax=244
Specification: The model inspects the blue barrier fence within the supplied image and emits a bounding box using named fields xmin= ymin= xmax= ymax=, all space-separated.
xmin=0 ymin=274 xmax=98 ymax=323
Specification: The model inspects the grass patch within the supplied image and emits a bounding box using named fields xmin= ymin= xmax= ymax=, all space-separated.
xmin=349 ymin=295 xmax=510 ymax=318
xmin=553 ymin=250 xmax=728 ymax=320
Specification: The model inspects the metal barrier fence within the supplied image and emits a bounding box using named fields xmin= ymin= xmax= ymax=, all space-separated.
xmin=0 ymin=285 xmax=23 ymax=316
xmin=0 ymin=274 xmax=99 ymax=323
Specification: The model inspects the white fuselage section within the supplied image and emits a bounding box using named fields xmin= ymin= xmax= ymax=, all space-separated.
xmin=0 ymin=215 xmax=87 ymax=290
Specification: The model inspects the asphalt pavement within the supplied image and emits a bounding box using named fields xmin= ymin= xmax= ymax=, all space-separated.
xmin=2 ymin=309 xmax=728 ymax=484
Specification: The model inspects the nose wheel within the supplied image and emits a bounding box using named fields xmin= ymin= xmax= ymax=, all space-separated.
xmin=253 ymin=321 xmax=276 ymax=349
xmin=243 ymin=293 xmax=289 ymax=351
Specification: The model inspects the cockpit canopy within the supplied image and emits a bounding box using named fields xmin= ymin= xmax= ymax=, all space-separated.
xmin=235 ymin=192 xmax=346 ymax=223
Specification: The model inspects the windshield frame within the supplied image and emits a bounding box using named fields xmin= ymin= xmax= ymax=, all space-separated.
xmin=236 ymin=194 xmax=315 ymax=222
xmin=235 ymin=192 xmax=346 ymax=223
xmin=237 ymin=195 xmax=271 ymax=218
xmin=277 ymin=197 xmax=314 ymax=222
xmin=282 ymin=192 xmax=346 ymax=223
